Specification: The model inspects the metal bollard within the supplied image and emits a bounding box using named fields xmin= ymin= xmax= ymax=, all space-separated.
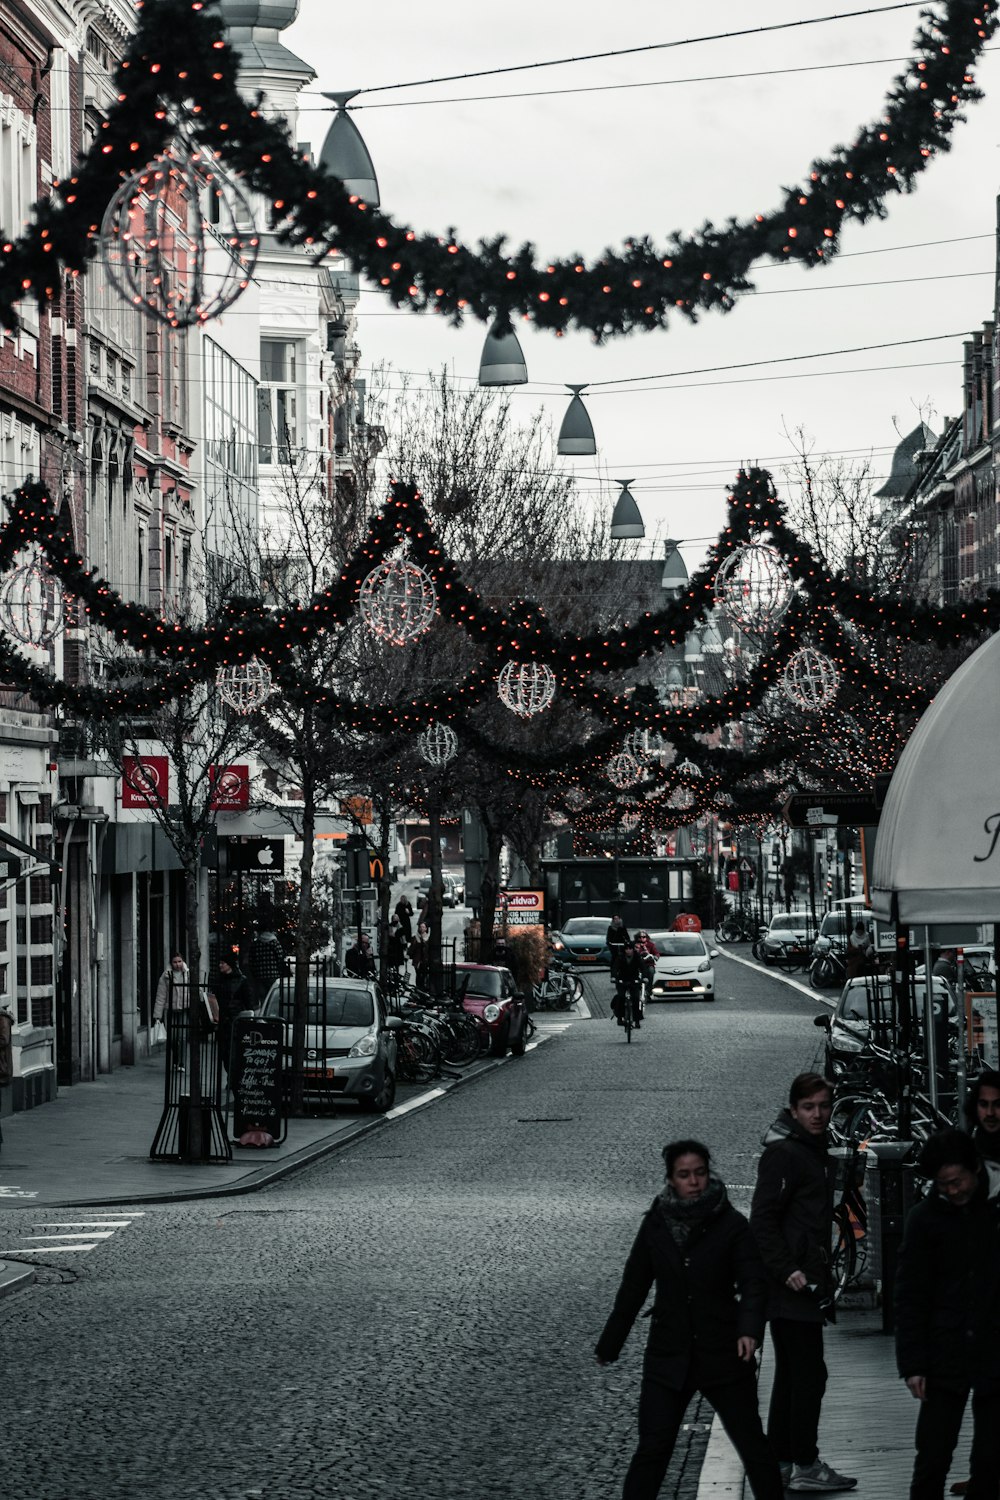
xmin=867 ymin=1140 xmax=916 ymax=1333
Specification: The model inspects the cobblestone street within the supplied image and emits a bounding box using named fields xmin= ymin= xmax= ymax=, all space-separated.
xmin=0 ymin=954 xmax=831 ymax=1500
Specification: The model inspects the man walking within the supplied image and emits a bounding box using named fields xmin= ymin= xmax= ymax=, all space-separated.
xmin=895 ymin=1129 xmax=1000 ymax=1500
xmin=750 ymin=1072 xmax=857 ymax=1493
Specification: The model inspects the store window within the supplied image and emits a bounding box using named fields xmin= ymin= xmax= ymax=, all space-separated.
xmin=258 ymin=338 xmax=300 ymax=464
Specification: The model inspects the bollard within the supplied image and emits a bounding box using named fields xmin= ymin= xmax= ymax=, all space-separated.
xmin=868 ymin=1139 xmax=916 ymax=1333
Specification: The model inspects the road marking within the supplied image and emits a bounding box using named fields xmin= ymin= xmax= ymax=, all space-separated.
xmin=10 ymin=1245 xmax=96 ymax=1254
xmin=718 ymin=947 xmax=835 ymax=1009
xmin=0 ymin=1187 xmax=38 ymax=1198
xmin=11 ymin=1213 xmax=146 ymax=1255
xmin=18 ymin=1231 xmax=117 ymax=1241
xmin=35 ymin=1220 xmax=141 ymax=1229
xmin=386 ymin=1087 xmax=446 ymax=1119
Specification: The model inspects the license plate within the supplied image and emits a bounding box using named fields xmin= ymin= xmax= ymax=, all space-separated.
xmin=666 ymin=980 xmax=689 ymax=989
xmin=577 ymin=955 xmax=596 ymax=962
xmin=305 ymin=1067 xmax=335 ymax=1079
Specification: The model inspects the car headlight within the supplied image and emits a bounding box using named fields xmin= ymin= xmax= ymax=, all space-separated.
xmin=834 ymin=1031 xmax=866 ymax=1052
xmin=349 ymin=1032 xmax=378 ymax=1058
xmin=697 ymin=959 xmax=711 ymax=973
xmin=484 ymin=1003 xmax=501 ymax=1022
xmin=550 ymin=938 xmax=565 ymax=952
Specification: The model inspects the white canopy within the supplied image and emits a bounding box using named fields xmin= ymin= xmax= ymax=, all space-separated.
xmin=870 ymin=628 xmax=1000 ymax=923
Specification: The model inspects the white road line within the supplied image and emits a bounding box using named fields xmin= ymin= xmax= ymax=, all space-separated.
xmin=12 ymin=1245 xmax=97 ymax=1254
xmin=34 ymin=1221 xmax=136 ymax=1229
xmin=0 ymin=1187 xmax=38 ymax=1198
xmin=17 ymin=1231 xmax=117 ymax=1241
xmin=386 ymin=1087 xmax=446 ymax=1120
xmin=718 ymin=947 xmax=835 ymax=1009
xmin=574 ymin=995 xmax=592 ymax=1019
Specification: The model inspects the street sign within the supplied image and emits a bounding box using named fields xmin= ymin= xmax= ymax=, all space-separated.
xmin=343 ymin=885 xmax=377 ymax=903
xmin=739 ymin=858 xmax=753 ymax=873
xmin=783 ymin=791 xmax=881 ymax=829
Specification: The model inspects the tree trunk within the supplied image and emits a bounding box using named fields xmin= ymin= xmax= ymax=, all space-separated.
xmin=183 ymin=851 xmax=204 ymax=1163
xmin=290 ymin=782 xmax=315 ymax=1117
xmin=479 ymin=826 xmax=503 ymax=964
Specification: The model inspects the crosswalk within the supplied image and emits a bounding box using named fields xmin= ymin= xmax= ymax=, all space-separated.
xmin=8 ymin=1212 xmax=145 ymax=1254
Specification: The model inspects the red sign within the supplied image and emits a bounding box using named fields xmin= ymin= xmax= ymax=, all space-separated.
xmin=122 ymin=755 xmax=168 ymax=809
xmin=210 ymin=764 xmax=250 ymax=811
xmin=498 ymin=889 xmax=545 ymax=927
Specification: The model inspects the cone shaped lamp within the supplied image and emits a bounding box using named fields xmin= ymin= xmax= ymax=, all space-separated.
xmin=661 ymin=539 xmax=688 ymax=592
xmin=610 ymin=479 xmax=644 ymax=539
xmin=478 ymin=321 xmax=528 ymax=386
xmin=557 ymin=385 xmax=596 ymax=455
xmin=320 ymin=92 xmax=380 ymax=206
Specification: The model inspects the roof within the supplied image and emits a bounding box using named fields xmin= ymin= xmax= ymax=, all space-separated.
xmin=873 ymin=421 xmax=937 ymax=500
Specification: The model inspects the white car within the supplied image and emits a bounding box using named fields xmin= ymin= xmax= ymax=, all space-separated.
xmin=647 ymin=931 xmax=718 ymax=1001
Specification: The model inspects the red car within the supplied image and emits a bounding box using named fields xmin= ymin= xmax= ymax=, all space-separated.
xmin=454 ymin=962 xmax=530 ymax=1058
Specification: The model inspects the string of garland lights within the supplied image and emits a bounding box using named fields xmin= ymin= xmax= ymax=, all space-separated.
xmin=0 ymin=0 xmax=995 ymax=340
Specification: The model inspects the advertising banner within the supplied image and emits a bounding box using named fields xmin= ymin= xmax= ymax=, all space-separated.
xmin=210 ymin=764 xmax=250 ymax=811
xmin=121 ymin=754 xmax=169 ymax=810
xmin=499 ymin=889 xmax=545 ymax=928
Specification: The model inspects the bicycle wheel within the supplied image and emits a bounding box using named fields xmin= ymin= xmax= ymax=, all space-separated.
xmin=715 ymin=918 xmax=739 ymax=944
xmin=830 ymin=1202 xmax=858 ymax=1300
xmin=624 ymin=1005 xmax=632 ymax=1043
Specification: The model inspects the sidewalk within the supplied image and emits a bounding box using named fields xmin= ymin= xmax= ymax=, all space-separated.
xmin=698 ymin=1303 xmax=973 ymax=1498
xmin=0 ymin=1037 xmax=536 ymax=1213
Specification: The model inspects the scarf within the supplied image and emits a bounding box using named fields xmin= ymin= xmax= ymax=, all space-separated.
xmin=658 ymin=1175 xmax=728 ymax=1249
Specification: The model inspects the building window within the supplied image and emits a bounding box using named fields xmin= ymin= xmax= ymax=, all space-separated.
xmin=258 ymin=338 xmax=299 ymax=464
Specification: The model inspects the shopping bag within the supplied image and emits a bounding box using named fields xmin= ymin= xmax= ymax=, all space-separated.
xmin=151 ymin=1020 xmax=167 ymax=1046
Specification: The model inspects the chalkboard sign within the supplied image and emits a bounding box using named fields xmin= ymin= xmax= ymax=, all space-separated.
xmin=230 ymin=1016 xmax=286 ymax=1144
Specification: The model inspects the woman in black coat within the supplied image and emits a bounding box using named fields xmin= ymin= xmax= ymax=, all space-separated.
xmin=596 ymin=1140 xmax=783 ymax=1500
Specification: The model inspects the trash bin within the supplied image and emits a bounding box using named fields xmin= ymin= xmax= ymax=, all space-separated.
xmin=867 ymin=1139 xmax=916 ymax=1333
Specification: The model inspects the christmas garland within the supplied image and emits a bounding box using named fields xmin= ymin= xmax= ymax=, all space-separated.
xmin=0 ymin=0 xmax=995 ymax=338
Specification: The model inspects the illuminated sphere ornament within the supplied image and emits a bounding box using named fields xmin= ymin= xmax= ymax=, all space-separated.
xmin=623 ymin=727 xmax=652 ymax=761
xmin=100 ymin=143 xmax=259 ymax=329
xmin=620 ymin=809 xmax=641 ymax=832
xmin=418 ymin=721 xmax=458 ymax=767
xmin=668 ymin=785 xmax=695 ymax=811
xmin=677 ymin=759 xmax=702 ymax=779
xmin=0 ymin=559 xmax=63 ymax=648
xmin=497 ymin=660 xmax=556 ymax=718
xmin=606 ymin=752 xmax=640 ymax=789
xmin=359 ymin=559 xmax=437 ymax=646
xmin=782 ymin=647 xmax=840 ymax=711
xmin=216 ymin=659 xmax=273 ymax=715
xmin=564 ymin=787 xmax=586 ymax=811
xmin=714 ymin=541 xmax=793 ymax=636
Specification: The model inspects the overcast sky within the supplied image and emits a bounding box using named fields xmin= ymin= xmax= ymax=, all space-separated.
xmin=282 ymin=0 xmax=998 ymax=561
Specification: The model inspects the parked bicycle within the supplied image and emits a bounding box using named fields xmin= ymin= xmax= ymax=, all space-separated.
xmin=531 ymin=962 xmax=583 ymax=1011
xmin=809 ymin=947 xmax=848 ymax=990
xmin=715 ymin=909 xmax=758 ymax=944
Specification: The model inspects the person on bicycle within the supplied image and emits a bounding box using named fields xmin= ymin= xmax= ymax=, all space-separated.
xmin=606 ymin=913 xmax=630 ymax=980
xmin=596 ymin=1138 xmax=783 ymax=1500
xmin=633 ymin=931 xmax=659 ymax=995
xmin=613 ymin=940 xmax=644 ymax=1030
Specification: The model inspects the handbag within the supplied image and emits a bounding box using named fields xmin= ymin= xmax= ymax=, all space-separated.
xmin=151 ymin=1019 xmax=167 ymax=1046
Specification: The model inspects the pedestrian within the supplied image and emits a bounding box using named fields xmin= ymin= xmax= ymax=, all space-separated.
xmin=387 ymin=916 xmax=408 ymax=977
xmin=749 ymin=1072 xmax=857 ymax=1493
xmin=844 ymin=920 xmax=873 ymax=980
xmin=208 ymin=957 xmax=251 ymax=1079
xmin=596 ymin=1139 xmax=784 ymax=1500
xmin=409 ymin=921 xmax=430 ymax=990
xmin=606 ymin=913 xmax=630 ymax=979
xmin=246 ymin=927 xmax=289 ymax=1007
xmin=394 ymin=893 xmax=414 ymax=942
xmin=895 ymin=1129 xmax=1000 ymax=1500
xmin=932 ymin=948 xmax=959 ymax=988
xmin=153 ymin=952 xmax=190 ymax=1024
xmin=612 ymin=939 xmax=645 ymax=1030
xmin=964 ymin=1070 xmax=1000 ymax=1165
xmin=344 ymin=932 xmax=376 ymax=979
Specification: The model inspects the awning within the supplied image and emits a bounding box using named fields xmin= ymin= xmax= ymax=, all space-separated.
xmin=870 ymin=628 xmax=1000 ymax=923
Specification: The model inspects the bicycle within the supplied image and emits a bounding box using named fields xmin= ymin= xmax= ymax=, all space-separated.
xmin=531 ymin=965 xmax=583 ymax=1010
xmin=715 ymin=910 xmax=757 ymax=944
xmin=613 ymin=977 xmax=643 ymax=1042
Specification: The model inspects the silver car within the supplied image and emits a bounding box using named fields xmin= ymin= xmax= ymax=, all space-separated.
xmin=261 ymin=978 xmax=399 ymax=1113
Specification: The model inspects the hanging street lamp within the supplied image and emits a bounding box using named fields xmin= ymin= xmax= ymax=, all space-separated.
xmin=610 ymin=479 xmax=644 ymax=540
xmin=557 ymin=385 xmax=596 ymax=455
xmin=661 ymin=539 xmax=688 ymax=594
xmin=478 ymin=321 xmax=528 ymax=385
xmin=320 ymin=92 xmax=380 ymax=205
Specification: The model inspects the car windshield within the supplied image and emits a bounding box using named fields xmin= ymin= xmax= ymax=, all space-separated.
xmin=267 ymin=986 xmax=374 ymax=1027
xmin=655 ymin=935 xmax=706 ymax=957
xmin=460 ymin=971 xmax=502 ymax=998
xmin=770 ymin=914 xmax=808 ymax=932
xmin=820 ymin=914 xmax=852 ymax=937
xmin=838 ymin=981 xmax=934 ymax=1024
xmin=562 ymin=919 xmax=609 ymax=936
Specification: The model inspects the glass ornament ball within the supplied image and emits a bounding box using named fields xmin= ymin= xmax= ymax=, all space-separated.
xmin=606 ymin=752 xmax=641 ymax=789
xmin=714 ymin=542 xmax=793 ymax=636
xmin=100 ymin=143 xmax=259 ymax=329
xmin=781 ymin=647 xmax=840 ymax=711
xmin=418 ymin=721 xmax=458 ymax=766
xmin=677 ymin=759 xmax=702 ymax=779
xmin=497 ymin=660 xmax=556 ymax=718
xmin=215 ymin=659 xmax=274 ymax=715
xmin=668 ymin=785 xmax=695 ymax=811
xmin=359 ymin=559 xmax=438 ymax=646
xmin=0 ymin=559 xmax=63 ymax=648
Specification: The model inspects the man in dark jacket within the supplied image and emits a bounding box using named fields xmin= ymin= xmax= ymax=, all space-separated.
xmin=963 ymin=1071 xmax=1000 ymax=1166
xmin=345 ymin=933 xmax=376 ymax=979
xmin=606 ymin=914 xmax=630 ymax=977
xmin=750 ymin=1072 xmax=856 ymax=1493
xmin=895 ymin=1130 xmax=1000 ymax=1500
xmin=210 ymin=957 xmax=251 ymax=1080
xmin=613 ymin=940 xmax=645 ymax=1029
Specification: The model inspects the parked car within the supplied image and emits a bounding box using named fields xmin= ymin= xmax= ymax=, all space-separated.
xmin=414 ymin=873 xmax=459 ymax=908
xmin=815 ymin=974 xmax=953 ymax=1080
xmin=548 ymin=916 xmax=612 ymax=966
xmin=453 ymin=962 xmax=529 ymax=1057
xmin=812 ymin=903 xmax=870 ymax=960
xmin=260 ymin=977 xmax=400 ymax=1112
xmin=759 ymin=910 xmax=815 ymax=967
xmin=647 ymin=930 xmax=718 ymax=1001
